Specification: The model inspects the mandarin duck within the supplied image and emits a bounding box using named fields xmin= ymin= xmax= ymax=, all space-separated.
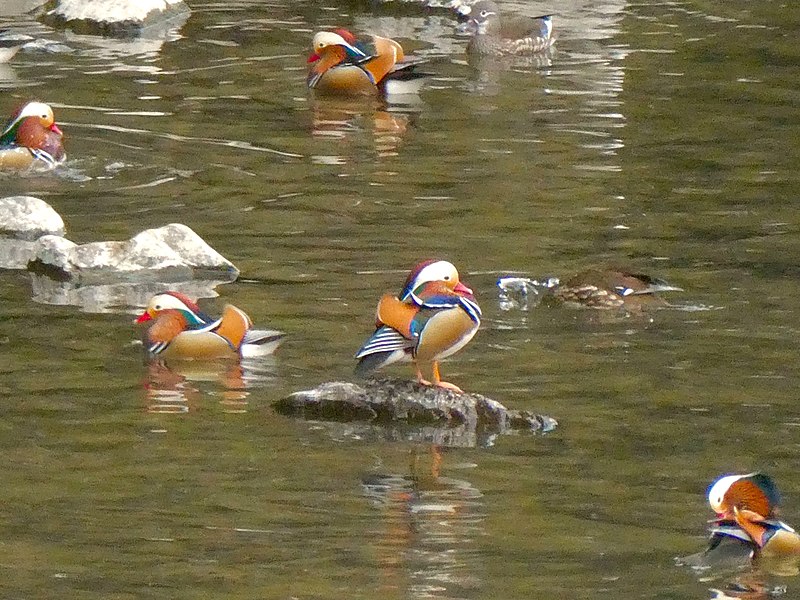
xmin=135 ymin=292 xmax=284 ymax=361
xmin=552 ymin=268 xmax=682 ymax=310
xmin=461 ymin=1 xmax=554 ymax=56
xmin=706 ymin=473 xmax=800 ymax=561
xmin=355 ymin=260 xmax=481 ymax=393
xmin=307 ymin=29 xmax=425 ymax=97
xmin=0 ymin=101 xmax=65 ymax=170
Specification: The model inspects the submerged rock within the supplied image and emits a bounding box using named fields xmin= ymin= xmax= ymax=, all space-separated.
xmin=29 ymin=275 xmax=234 ymax=313
xmin=43 ymin=0 xmax=189 ymax=37
xmin=28 ymin=223 xmax=239 ymax=283
xmin=275 ymin=378 xmax=556 ymax=443
xmin=0 ymin=195 xmax=65 ymax=240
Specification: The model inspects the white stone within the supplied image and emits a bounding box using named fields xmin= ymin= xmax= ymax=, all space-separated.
xmin=32 ymin=235 xmax=77 ymax=273
xmin=0 ymin=196 xmax=66 ymax=240
xmin=29 ymin=223 xmax=239 ymax=283
xmin=50 ymin=0 xmax=186 ymax=24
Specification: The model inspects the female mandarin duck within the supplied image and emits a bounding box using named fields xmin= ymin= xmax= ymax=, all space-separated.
xmin=553 ymin=268 xmax=682 ymax=310
xmin=135 ymin=292 xmax=284 ymax=361
xmin=0 ymin=101 xmax=65 ymax=170
xmin=462 ymin=0 xmax=555 ymax=56
xmin=706 ymin=473 xmax=800 ymax=561
xmin=307 ymin=29 xmax=424 ymax=96
xmin=355 ymin=260 xmax=481 ymax=393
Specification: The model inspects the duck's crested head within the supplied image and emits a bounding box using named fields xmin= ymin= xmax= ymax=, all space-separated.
xmin=402 ymin=259 xmax=472 ymax=298
xmin=15 ymin=101 xmax=60 ymax=133
xmin=136 ymin=291 xmax=201 ymax=323
xmin=708 ymin=472 xmax=781 ymax=518
xmin=309 ymin=30 xmax=365 ymax=62
xmin=466 ymin=0 xmax=501 ymax=35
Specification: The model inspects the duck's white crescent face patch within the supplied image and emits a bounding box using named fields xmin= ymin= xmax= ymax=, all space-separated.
xmin=413 ymin=261 xmax=459 ymax=288
xmin=708 ymin=474 xmax=743 ymax=511
xmin=149 ymin=293 xmax=191 ymax=312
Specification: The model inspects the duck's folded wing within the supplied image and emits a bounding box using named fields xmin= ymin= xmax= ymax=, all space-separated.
xmin=354 ymin=325 xmax=412 ymax=375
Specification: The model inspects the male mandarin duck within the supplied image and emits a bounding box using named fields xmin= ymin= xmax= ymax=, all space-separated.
xmin=355 ymin=260 xmax=481 ymax=394
xmin=552 ymin=268 xmax=682 ymax=310
xmin=307 ymin=29 xmax=425 ymax=96
xmin=461 ymin=0 xmax=555 ymax=56
xmin=0 ymin=101 xmax=65 ymax=170
xmin=135 ymin=291 xmax=284 ymax=361
xmin=706 ymin=473 xmax=800 ymax=561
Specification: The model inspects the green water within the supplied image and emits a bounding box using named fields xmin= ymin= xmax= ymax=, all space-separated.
xmin=1 ymin=0 xmax=799 ymax=597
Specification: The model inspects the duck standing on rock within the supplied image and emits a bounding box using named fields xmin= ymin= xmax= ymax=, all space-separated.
xmin=0 ymin=101 xmax=65 ymax=170
xmin=461 ymin=0 xmax=555 ymax=56
xmin=355 ymin=260 xmax=481 ymax=394
xmin=307 ymin=29 xmax=425 ymax=97
xmin=135 ymin=292 xmax=284 ymax=361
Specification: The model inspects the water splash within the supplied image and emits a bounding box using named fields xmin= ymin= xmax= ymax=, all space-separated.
xmin=496 ymin=275 xmax=558 ymax=311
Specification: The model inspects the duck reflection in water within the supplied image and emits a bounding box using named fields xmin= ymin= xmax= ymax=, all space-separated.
xmin=134 ymin=291 xmax=283 ymax=412
xmin=361 ymin=446 xmax=484 ymax=598
xmin=310 ymin=97 xmax=419 ymax=161
xmin=143 ymin=357 xmax=279 ymax=414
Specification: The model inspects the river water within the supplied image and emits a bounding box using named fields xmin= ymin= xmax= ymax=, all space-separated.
xmin=1 ymin=0 xmax=799 ymax=598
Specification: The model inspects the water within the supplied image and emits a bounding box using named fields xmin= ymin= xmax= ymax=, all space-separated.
xmin=1 ymin=0 xmax=799 ymax=597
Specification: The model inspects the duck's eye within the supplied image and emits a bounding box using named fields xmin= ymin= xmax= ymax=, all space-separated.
xmin=155 ymin=304 xmax=162 ymax=310
xmin=444 ymin=276 xmax=451 ymax=281
xmin=480 ymin=10 xmax=490 ymax=17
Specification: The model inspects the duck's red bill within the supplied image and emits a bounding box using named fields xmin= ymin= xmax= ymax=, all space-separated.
xmin=455 ymin=282 xmax=473 ymax=295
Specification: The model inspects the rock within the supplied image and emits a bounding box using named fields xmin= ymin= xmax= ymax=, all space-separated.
xmin=0 ymin=196 xmax=65 ymax=240
xmin=44 ymin=0 xmax=189 ymax=38
xmin=0 ymin=239 xmax=37 ymax=270
xmin=275 ymin=378 xmax=557 ymax=445
xmin=27 ymin=223 xmax=239 ymax=283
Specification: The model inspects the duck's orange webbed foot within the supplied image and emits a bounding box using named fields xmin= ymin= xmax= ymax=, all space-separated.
xmin=434 ymin=380 xmax=464 ymax=394
xmin=431 ymin=363 xmax=463 ymax=394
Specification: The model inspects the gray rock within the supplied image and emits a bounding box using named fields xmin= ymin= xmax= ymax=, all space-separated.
xmin=28 ymin=223 xmax=239 ymax=283
xmin=0 ymin=0 xmax=46 ymax=18
xmin=275 ymin=378 xmax=557 ymax=444
xmin=44 ymin=0 xmax=189 ymax=37
xmin=0 ymin=196 xmax=66 ymax=240
xmin=0 ymin=238 xmax=36 ymax=270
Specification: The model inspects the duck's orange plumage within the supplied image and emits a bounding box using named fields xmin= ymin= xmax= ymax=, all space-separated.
xmin=135 ymin=292 xmax=283 ymax=361
xmin=0 ymin=101 xmax=65 ymax=169
xmin=307 ymin=29 xmax=419 ymax=96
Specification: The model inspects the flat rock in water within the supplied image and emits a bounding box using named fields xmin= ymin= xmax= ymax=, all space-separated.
xmin=0 ymin=196 xmax=65 ymax=240
xmin=44 ymin=0 xmax=189 ymax=37
xmin=275 ymin=378 xmax=557 ymax=437
xmin=27 ymin=223 xmax=239 ymax=283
